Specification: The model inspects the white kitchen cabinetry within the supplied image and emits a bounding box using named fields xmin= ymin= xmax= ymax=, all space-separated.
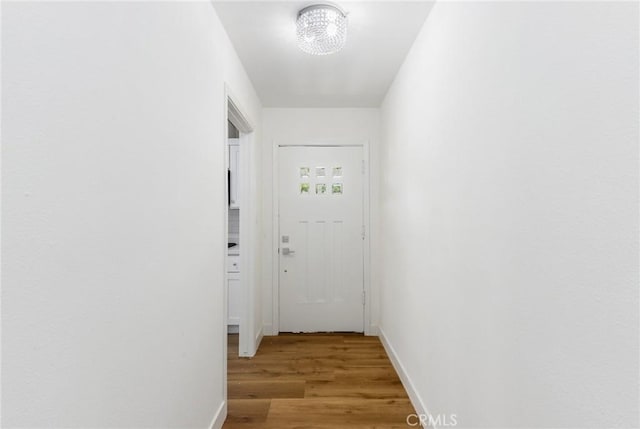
xmin=227 ymin=255 xmax=240 ymax=326
xmin=229 ymin=139 xmax=240 ymax=209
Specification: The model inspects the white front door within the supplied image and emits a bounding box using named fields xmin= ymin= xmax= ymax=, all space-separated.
xmin=278 ymin=146 xmax=364 ymax=332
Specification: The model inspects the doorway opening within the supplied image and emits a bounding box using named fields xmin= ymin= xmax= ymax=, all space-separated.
xmin=226 ymin=120 xmax=240 ymax=336
xmin=224 ymin=92 xmax=257 ymax=362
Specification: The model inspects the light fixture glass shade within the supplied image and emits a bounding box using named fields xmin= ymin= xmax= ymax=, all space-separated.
xmin=296 ymin=4 xmax=347 ymax=56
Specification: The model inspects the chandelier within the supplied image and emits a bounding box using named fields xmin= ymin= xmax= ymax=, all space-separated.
xmin=296 ymin=4 xmax=348 ymax=56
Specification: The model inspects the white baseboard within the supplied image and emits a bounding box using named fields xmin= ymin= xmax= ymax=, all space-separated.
xmin=378 ymin=327 xmax=433 ymax=428
xmin=209 ymin=400 xmax=226 ymax=429
xmin=255 ymin=325 xmax=264 ymax=351
xmin=366 ymin=324 xmax=380 ymax=336
xmin=262 ymin=324 xmax=274 ymax=336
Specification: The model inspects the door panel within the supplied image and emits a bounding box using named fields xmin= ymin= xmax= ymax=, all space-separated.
xmin=279 ymin=146 xmax=364 ymax=332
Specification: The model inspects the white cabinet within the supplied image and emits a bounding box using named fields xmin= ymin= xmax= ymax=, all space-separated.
xmin=228 ymin=140 xmax=240 ymax=209
xmin=226 ymin=255 xmax=240 ymax=272
xmin=227 ymin=255 xmax=240 ymax=325
xmin=228 ymin=274 xmax=240 ymax=325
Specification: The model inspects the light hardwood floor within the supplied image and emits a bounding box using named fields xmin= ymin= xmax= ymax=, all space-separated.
xmin=224 ymin=333 xmax=416 ymax=428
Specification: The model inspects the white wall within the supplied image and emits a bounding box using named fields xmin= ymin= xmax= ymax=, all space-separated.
xmin=379 ymin=2 xmax=638 ymax=428
xmin=2 ymin=2 xmax=261 ymax=427
xmin=260 ymin=108 xmax=381 ymax=334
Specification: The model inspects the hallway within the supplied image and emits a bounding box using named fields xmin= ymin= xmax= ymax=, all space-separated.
xmin=225 ymin=334 xmax=415 ymax=428
xmin=2 ymin=1 xmax=638 ymax=428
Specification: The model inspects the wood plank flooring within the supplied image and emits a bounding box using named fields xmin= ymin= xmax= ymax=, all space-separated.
xmin=224 ymin=333 xmax=416 ymax=429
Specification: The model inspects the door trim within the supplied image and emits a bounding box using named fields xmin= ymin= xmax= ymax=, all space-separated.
xmin=271 ymin=141 xmax=373 ymax=335
xmin=223 ymin=84 xmax=258 ymax=362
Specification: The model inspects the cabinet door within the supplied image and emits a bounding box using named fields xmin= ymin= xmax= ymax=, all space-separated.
xmin=228 ymin=274 xmax=240 ymax=325
xmin=229 ymin=143 xmax=240 ymax=208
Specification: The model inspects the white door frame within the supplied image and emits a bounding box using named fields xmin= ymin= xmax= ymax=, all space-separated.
xmin=271 ymin=140 xmax=373 ymax=335
xmin=222 ymin=84 xmax=258 ymax=364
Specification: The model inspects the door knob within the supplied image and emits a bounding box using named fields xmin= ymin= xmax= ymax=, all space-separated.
xmin=282 ymin=247 xmax=295 ymax=256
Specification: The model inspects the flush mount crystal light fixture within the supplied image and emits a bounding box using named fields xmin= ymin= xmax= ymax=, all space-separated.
xmin=296 ymin=4 xmax=348 ymax=56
